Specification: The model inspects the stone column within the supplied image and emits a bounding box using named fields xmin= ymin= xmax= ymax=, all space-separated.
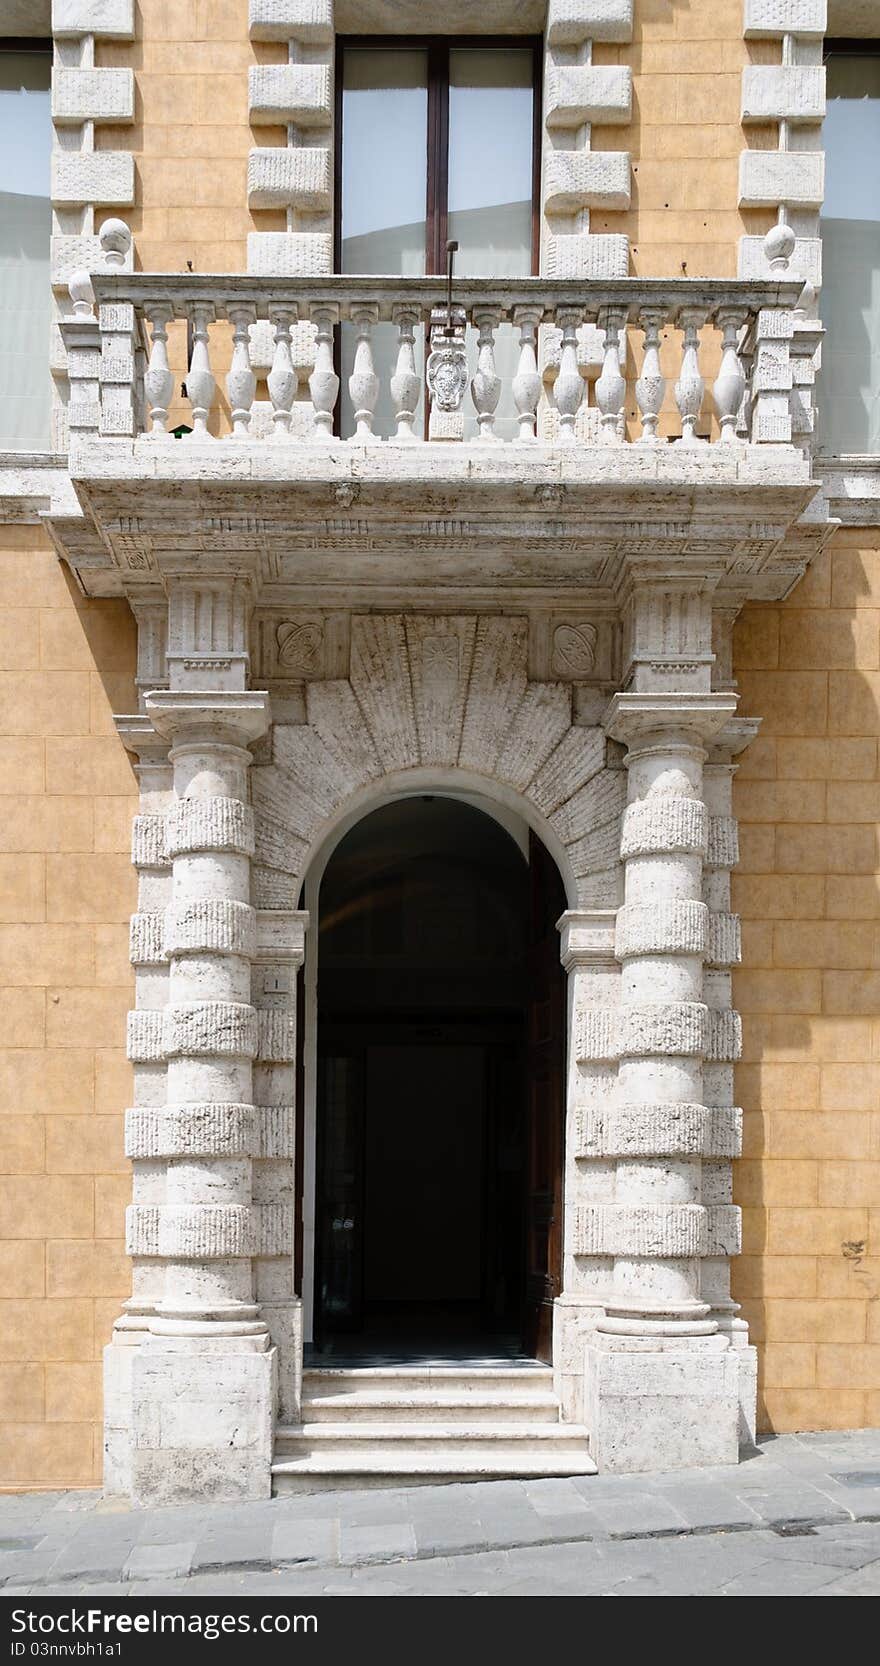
xmin=127 ymin=686 xmax=277 ymax=1503
xmin=584 ymin=688 xmax=743 ymax=1472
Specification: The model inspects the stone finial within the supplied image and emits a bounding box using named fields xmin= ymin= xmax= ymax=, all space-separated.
xmin=68 ymin=269 xmax=95 ymax=317
xmin=763 ymin=218 xmax=796 ymax=274
xmin=99 ymin=217 xmax=132 ymax=268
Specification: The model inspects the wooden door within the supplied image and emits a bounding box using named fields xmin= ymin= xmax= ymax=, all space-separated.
xmin=522 ymin=831 xmax=567 ymax=1362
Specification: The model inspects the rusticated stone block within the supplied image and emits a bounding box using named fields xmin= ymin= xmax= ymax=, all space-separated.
xmin=249 ymin=64 xmax=332 ymax=126
xmin=703 ymin=1106 xmax=742 ymax=1160
xmin=256 ymin=1009 xmax=296 ymax=1063
xmin=743 ymin=0 xmax=827 ymax=37
xmin=543 ymin=150 xmax=631 ymax=214
xmin=253 ymin=1105 xmax=294 ymax=1160
xmin=706 ymin=1009 xmax=742 ymax=1063
xmin=544 ymin=234 xmax=630 ymax=278
xmin=125 ymin=1102 xmax=294 ymax=1160
xmin=125 ymin=1203 xmax=159 ymax=1255
xmin=741 ymin=65 xmax=825 ymax=125
xmin=163 ymin=1002 xmax=258 ymax=1060
xmin=621 ymin=796 xmax=707 ymax=859
xmin=706 ymin=912 xmax=742 ymax=968
xmin=51 ymin=231 xmax=133 ymax=287
xmin=573 ymin=1202 xmax=707 ymax=1258
xmin=246 ymin=232 xmax=333 ymax=276
xmin=52 ymin=152 xmax=135 ymax=208
xmin=603 ymin=1101 xmax=710 ymax=1158
xmin=131 ymin=815 xmax=168 ymax=870
xmin=738 ymin=150 xmax=824 ymax=210
xmin=705 ymin=1204 xmax=742 ymax=1257
xmin=165 ymin=797 xmax=254 ymax=859
xmin=52 ymin=68 xmax=135 ymax=124
xmin=575 ymin=1008 xmax=619 ymax=1063
xmin=615 ymin=900 xmax=708 ymax=959
xmin=619 ymin=1002 xmax=708 ymax=1058
xmin=546 ymin=64 xmax=632 ymax=128
xmin=129 ymin=912 xmax=165 ymax=967
xmin=158 ymin=1205 xmax=256 ymax=1259
xmin=248 ymin=0 xmax=333 ymax=41
xmin=52 ymin=0 xmax=135 ymax=36
xmin=247 ymin=147 xmax=332 ymax=212
xmin=126 ymin=1010 xmax=165 ymax=1063
xmin=546 ymin=0 xmax=634 ymax=45
xmin=706 ymin=815 xmax=739 ymax=869
xmin=257 ymin=1203 xmax=294 ymax=1258
xmin=164 ymin=899 xmax=257 ymax=959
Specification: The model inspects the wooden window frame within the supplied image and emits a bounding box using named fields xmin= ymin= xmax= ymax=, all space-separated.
xmin=334 ymin=34 xmax=544 ymax=278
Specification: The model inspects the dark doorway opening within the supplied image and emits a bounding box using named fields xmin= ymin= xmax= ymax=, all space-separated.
xmin=309 ymin=796 xmax=566 ymax=1364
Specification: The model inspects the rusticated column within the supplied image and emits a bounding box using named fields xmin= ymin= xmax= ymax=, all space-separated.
xmin=127 ymin=688 xmax=276 ymax=1504
xmin=583 ymin=688 xmax=744 ymax=1473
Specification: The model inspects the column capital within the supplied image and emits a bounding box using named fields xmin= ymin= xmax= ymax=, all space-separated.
xmin=115 ymin=712 xmax=171 ymax=766
xmin=604 ymin=691 xmax=738 ymax=749
xmin=145 ymin=689 xmax=271 ymax=748
xmin=255 ymin=909 xmax=309 ymax=969
xmin=558 ymin=909 xmax=617 ymax=971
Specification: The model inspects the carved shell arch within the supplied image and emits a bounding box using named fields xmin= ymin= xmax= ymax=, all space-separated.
xmin=251 ymin=614 xmax=625 ymax=913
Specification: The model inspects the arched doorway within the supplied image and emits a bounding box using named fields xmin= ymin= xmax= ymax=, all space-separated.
xmin=306 ymin=794 xmax=566 ymax=1364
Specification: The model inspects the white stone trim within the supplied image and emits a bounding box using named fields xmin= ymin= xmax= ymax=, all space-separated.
xmin=546 ymin=64 xmax=632 ymax=128
xmin=52 ymin=67 xmax=135 ymax=123
xmin=546 ymin=0 xmax=634 ymax=45
xmin=124 ymin=1103 xmax=295 ymax=1160
xmin=131 ymin=814 xmax=168 ymax=869
xmin=165 ymin=798 xmax=255 ymax=859
xmin=248 ymin=64 xmax=332 ymax=126
xmin=573 ymin=1203 xmax=708 ymax=1258
xmin=249 ymin=0 xmax=333 ymax=41
xmin=51 ymin=151 xmax=135 ymax=208
xmin=741 ymin=65 xmax=825 ymax=123
xmin=247 ymin=147 xmax=332 ymax=212
xmin=164 ymin=900 xmax=258 ymax=959
xmin=52 ymin=0 xmax=135 ymax=36
xmin=129 ymin=912 xmax=165 ymax=967
xmin=738 ymin=150 xmax=825 ymax=210
xmin=162 ymin=1002 xmax=259 ymax=1061
xmin=543 ymin=150 xmax=631 ymax=214
xmin=744 ymin=0 xmax=827 ymax=35
xmin=126 ymin=1009 xmax=165 ymax=1063
xmin=246 ymin=232 xmax=333 ymax=277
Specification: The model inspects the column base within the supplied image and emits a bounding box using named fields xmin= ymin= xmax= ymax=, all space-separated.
xmin=584 ymin=1330 xmax=741 ymax=1473
xmin=129 ymin=1334 xmax=277 ymax=1505
xmin=552 ymin=1296 xmax=606 ymax=1424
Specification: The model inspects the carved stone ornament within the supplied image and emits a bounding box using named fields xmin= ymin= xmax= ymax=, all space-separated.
xmin=426 ymin=338 xmax=468 ymax=413
xmin=276 ymin=619 xmax=324 ymax=676
xmin=553 ymin=621 xmax=599 ymax=677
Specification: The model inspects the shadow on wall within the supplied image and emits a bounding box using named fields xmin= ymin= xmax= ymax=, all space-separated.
xmin=731 ymin=529 xmax=880 ymax=1435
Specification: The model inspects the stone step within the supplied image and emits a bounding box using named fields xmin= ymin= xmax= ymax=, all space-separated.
xmin=302 ymin=1365 xmax=553 ymax=1398
xmin=272 ymin=1448 xmax=598 ymax=1493
xmin=275 ymin=1421 xmax=591 ymax=1467
xmin=301 ymin=1389 xmax=561 ymax=1423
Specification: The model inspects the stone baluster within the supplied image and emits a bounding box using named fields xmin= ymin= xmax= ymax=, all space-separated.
xmin=143 ymin=303 xmax=174 ymax=438
xmin=674 ymin=307 xmax=707 ymax=446
xmin=348 ymin=303 xmax=380 ymax=442
xmin=553 ymin=305 xmax=585 ymax=446
xmin=184 ymin=303 xmax=216 ymax=439
xmin=470 ymin=306 xmax=502 ymax=443
xmin=635 ymin=306 xmax=666 ymax=443
xmin=389 ymin=304 xmax=421 ymax=442
xmin=308 ymin=303 xmax=340 ymax=442
xmin=584 ymin=679 xmax=743 ymax=1473
xmin=595 ymin=305 xmax=627 ymax=444
xmin=713 ymin=307 xmax=749 ymax=443
xmin=512 ymin=306 xmax=543 ymax=441
xmin=227 ymin=304 xmax=257 ymax=439
xmin=267 ymin=307 xmax=298 ymax=440
xmin=129 ymin=685 xmax=275 ymax=1503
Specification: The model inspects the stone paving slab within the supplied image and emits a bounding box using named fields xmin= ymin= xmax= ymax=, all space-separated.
xmin=1 ymin=1430 xmax=879 ymax=1596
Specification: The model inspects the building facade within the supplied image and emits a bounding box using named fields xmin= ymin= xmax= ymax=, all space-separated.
xmin=0 ymin=0 xmax=878 ymax=1501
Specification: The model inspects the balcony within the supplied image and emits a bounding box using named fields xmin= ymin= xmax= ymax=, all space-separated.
xmin=52 ymin=268 xmax=827 ymax=606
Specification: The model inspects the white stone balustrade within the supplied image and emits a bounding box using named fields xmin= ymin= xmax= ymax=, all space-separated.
xmin=82 ymin=272 xmax=809 ymax=450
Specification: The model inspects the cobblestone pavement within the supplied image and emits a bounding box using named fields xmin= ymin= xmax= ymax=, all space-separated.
xmin=2 ymin=1430 xmax=880 ymax=1597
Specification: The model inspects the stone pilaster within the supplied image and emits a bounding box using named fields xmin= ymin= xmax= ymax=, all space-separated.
xmin=554 ymin=908 xmax=619 ymax=1424
xmin=579 ymin=569 xmax=754 ymax=1472
xmin=125 ymin=688 xmax=276 ymax=1504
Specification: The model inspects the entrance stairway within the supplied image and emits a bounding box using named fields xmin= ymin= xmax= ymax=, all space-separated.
xmin=271 ymin=1365 xmax=596 ymax=1492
